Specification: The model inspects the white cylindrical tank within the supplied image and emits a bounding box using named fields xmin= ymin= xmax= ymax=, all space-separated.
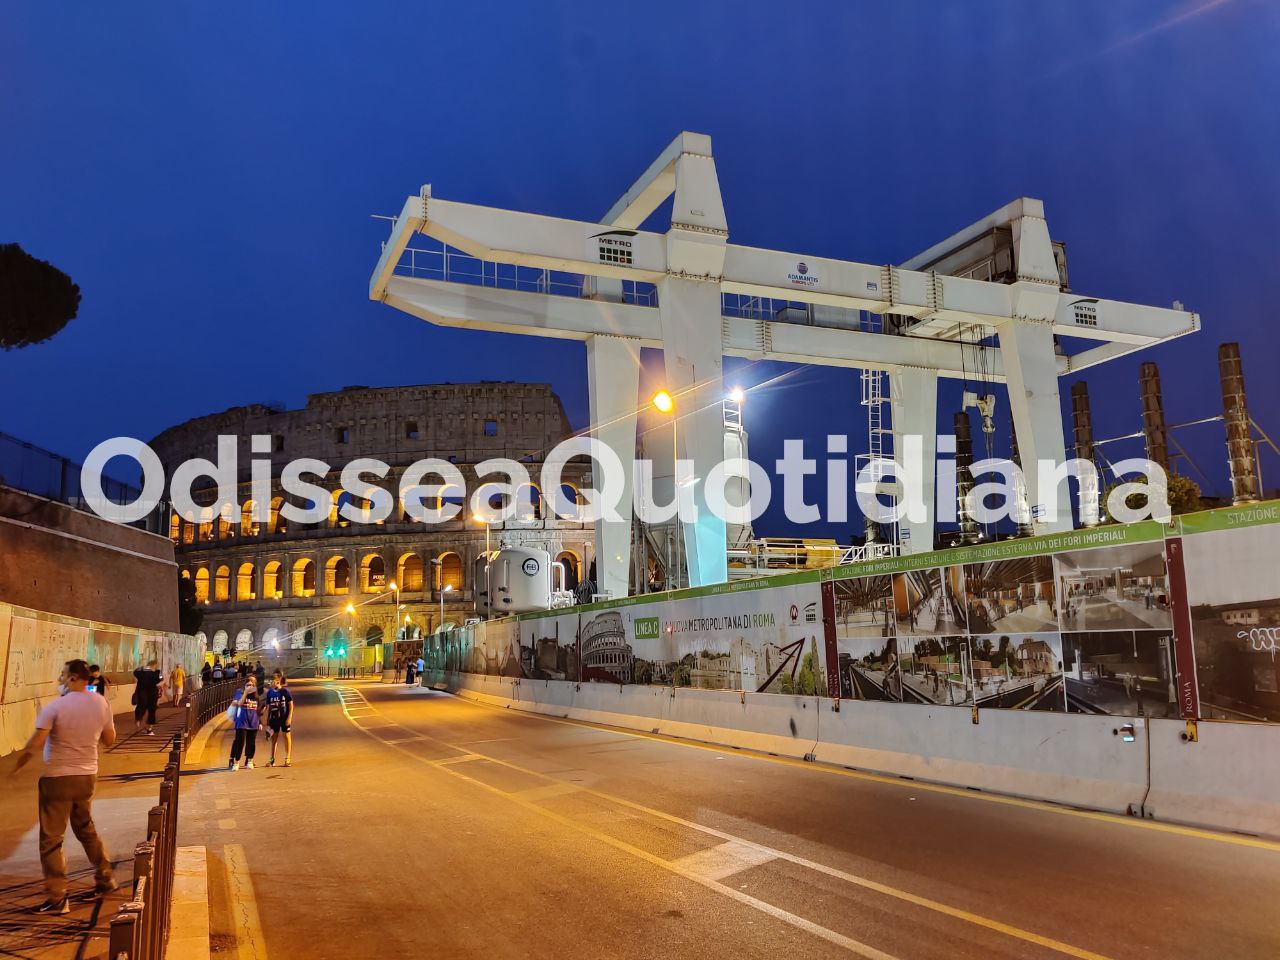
xmin=488 ymin=546 xmax=553 ymax=615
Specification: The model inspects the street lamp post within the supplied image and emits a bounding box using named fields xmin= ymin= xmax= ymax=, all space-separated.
xmin=652 ymin=390 xmax=678 ymax=591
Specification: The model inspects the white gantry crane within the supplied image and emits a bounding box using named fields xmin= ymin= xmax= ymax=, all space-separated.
xmin=370 ymin=131 xmax=1198 ymax=599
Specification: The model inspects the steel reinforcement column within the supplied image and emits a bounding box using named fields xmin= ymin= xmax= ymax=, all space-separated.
xmin=1219 ymin=341 xmax=1260 ymax=504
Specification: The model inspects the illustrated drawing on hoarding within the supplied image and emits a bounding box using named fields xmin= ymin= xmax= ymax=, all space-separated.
xmin=1061 ymin=630 xmax=1179 ymax=717
xmin=1054 ymin=542 xmax=1171 ymax=632
xmin=894 ymin=567 xmax=967 ymax=634
xmin=964 ymin=556 xmax=1057 ymax=634
xmin=833 ymin=575 xmax=895 ymax=640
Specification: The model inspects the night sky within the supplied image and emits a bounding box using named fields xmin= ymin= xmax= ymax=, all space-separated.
xmin=3 ymin=1 xmax=1277 ymax=538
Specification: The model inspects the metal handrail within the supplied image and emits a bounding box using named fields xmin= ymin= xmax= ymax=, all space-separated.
xmin=108 ymin=736 xmax=183 ymax=959
xmin=181 ymin=676 xmax=239 ymax=754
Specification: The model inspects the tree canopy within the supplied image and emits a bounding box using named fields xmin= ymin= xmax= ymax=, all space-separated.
xmin=0 ymin=243 xmax=81 ymax=350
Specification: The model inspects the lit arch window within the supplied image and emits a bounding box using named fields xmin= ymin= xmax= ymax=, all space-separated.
xmin=292 ymin=558 xmax=316 ymax=597
xmin=397 ymin=554 xmax=424 ymax=593
xmin=168 ymin=513 xmax=181 ymax=543
xmin=515 ymin=483 xmax=542 ymax=521
xmin=555 ymin=550 xmax=581 ymax=590
xmin=269 ymin=497 xmax=286 ymax=535
xmin=241 ymin=501 xmax=260 ymax=537
xmin=326 ymin=556 xmax=350 ymax=595
xmin=214 ymin=565 xmax=230 ymax=602
xmin=435 ymin=552 xmax=463 ymax=592
xmin=263 ymin=560 xmax=283 ymax=599
xmin=236 ymin=562 xmax=256 ymax=601
xmin=194 ymin=568 xmax=210 ymax=604
xmin=360 ymin=554 xmax=386 ymax=593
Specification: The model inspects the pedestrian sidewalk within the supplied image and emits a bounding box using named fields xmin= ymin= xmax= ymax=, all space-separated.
xmin=0 ymin=701 xmax=194 ymax=959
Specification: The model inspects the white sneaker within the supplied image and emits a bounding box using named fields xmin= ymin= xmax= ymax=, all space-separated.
xmin=230 ymin=762 xmax=240 ymax=772
xmin=245 ymin=760 xmax=254 ymax=770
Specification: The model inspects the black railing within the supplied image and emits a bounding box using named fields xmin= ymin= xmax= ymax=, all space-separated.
xmin=0 ymin=430 xmax=168 ymax=533
xmin=182 ymin=676 xmax=239 ymax=754
xmin=108 ymin=735 xmax=183 ymax=959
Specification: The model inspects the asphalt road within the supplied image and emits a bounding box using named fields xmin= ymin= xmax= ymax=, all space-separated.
xmin=178 ymin=679 xmax=1280 ymax=960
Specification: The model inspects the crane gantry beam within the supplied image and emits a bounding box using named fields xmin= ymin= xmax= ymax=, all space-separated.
xmin=371 ymin=131 xmax=1200 ymax=597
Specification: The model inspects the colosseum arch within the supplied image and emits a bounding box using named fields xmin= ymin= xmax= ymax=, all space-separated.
xmin=236 ymin=562 xmax=256 ymax=601
xmin=515 ymin=482 xmax=542 ymax=521
xmin=269 ymin=497 xmax=287 ymax=535
xmin=556 ymin=482 xmax=582 ymax=521
xmin=212 ymin=629 xmax=229 ymax=653
xmin=193 ymin=630 xmax=208 ymax=649
xmin=397 ymin=553 xmax=424 ymax=593
xmin=360 ymin=554 xmax=387 ymax=593
xmin=217 ymin=514 xmax=234 ymax=540
xmin=234 ymin=628 xmax=253 ymax=651
xmin=214 ymin=565 xmax=231 ymax=602
xmin=261 ymin=627 xmax=280 ymax=650
xmin=263 ymin=560 xmax=283 ymax=599
xmin=168 ymin=513 xmax=181 ymax=542
xmin=434 ymin=551 xmax=463 ymax=592
xmin=325 ymin=555 xmax=350 ymax=595
xmin=194 ymin=568 xmax=210 ymax=603
xmin=198 ymin=505 xmax=214 ymax=543
xmin=292 ymin=558 xmax=316 ymax=597
xmin=330 ymin=490 xmax=356 ymax=528
xmin=555 ymin=549 xmax=582 ymax=589
xmin=241 ymin=500 xmax=260 ymax=537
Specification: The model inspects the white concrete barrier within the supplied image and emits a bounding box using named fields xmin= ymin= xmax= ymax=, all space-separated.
xmin=446 ymin=671 xmax=1280 ymax=838
xmin=1145 ymin=718 xmax=1280 ymax=837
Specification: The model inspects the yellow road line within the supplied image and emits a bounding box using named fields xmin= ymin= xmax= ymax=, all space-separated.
xmin=453 ymin=689 xmax=1280 ymax=853
xmin=333 ymin=687 xmax=1117 ymax=960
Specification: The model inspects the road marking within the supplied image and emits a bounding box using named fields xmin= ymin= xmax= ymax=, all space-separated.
xmin=224 ymin=843 xmax=269 ymax=960
xmin=216 ymin=797 xmax=232 ymax=810
xmin=669 ymin=840 xmax=776 ymax=881
xmin=334 ymin=685 xmax=1112 ymax=960
xmin=456 ymin=691 xmax=1280 ymax=853
xmin=218 ymin=818 xmax=238 ymax=830
xmin=513 ymin=781 xmax=582 ymax=803
xmin=436 ymin=753 xmax=483 ymax=765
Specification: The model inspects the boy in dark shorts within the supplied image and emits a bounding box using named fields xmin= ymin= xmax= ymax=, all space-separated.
xmin=264 ymin=675 xmax=294 ymax=767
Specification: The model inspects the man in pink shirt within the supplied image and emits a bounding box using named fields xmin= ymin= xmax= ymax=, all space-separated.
xmin=11 ymin=658 xmax=117 ymax=914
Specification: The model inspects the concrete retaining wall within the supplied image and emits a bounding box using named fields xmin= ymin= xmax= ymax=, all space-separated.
xmin=442 ymin=672 xmax=1280 ymax=839
xmin=0 ymin=486 xmax=179 ymax=633
xmin=0 ymin=601 xmax=202 ymax=756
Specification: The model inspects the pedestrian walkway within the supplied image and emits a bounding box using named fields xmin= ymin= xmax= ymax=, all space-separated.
xmin=0 ymin=703 xmax=193 ymax=959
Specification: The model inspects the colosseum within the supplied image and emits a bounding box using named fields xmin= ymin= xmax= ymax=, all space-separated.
xmin=150 ymin=382 xmax=594 ymax=675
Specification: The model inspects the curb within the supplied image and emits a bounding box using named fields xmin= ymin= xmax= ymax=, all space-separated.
xmin=188 ymin=711 xmax=232 ymax=762
xmin=171 ymin=845 xmax=211 ymax=960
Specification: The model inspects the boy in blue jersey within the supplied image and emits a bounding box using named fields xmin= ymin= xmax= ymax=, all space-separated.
xmin=265 ymin=674 xmax=295 ymax=767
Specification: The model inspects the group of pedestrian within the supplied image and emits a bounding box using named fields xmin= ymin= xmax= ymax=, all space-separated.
xmin=227 ymin=671 xmax=295 ymax=771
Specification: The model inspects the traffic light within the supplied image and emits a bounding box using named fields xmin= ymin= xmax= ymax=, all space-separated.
xmin=324 ymin=646 xmax=334 ymax=658
xmin=337 ymin=645 xmax=347 ymax=657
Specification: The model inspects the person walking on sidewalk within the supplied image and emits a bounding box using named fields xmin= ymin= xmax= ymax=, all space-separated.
xmin=228 ymin=677 xmax=262 ymax=771
xmin=89 ymin=665 xmax=109 ymax=700
xmin=9 ymin=659 xmax=117 ymax=914
xmin=132 ymin=659 xmax=163 ymax=736
xmin=265 ymin=675 xmax=295 ymax=767
xmin=253 ymin=660 xmax=266 ymax=690
xmin=168 ymin=662 xmax=186 ymax=707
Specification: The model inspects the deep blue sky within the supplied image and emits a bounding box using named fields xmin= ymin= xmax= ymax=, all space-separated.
xmin=3 ymin=1 xmax=1278 ymax=536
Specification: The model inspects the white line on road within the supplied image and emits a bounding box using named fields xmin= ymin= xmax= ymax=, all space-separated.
xmin=334 ymin=683 xmax=1118 ymax=960
xmin=225 ymin=842 xmax=269 ymax=960
xmin=669 ymin=840 xmax=777 ymax=882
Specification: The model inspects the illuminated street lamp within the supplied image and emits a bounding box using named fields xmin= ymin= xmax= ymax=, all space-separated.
xmin=652 ymin=389 xmax=679 ymax=591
